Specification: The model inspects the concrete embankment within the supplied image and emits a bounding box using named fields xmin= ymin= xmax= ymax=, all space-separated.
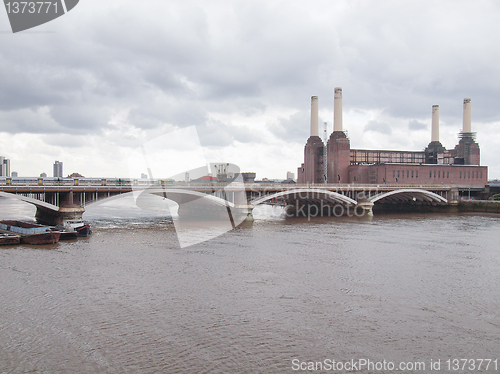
xmin=457 ymin=200 xmax=500 ymax=214
xmin=373 ymin=200 xmax=500 ymax=214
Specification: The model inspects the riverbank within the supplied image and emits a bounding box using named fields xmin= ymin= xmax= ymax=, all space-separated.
xmin=373 ymin=200 xmax=500 ymax=215
xmin=457 ymin=200 xmax=500 ymax=213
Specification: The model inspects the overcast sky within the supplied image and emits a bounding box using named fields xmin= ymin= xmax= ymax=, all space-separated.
xmin=1 ymin=0 xmax=499 ymax=180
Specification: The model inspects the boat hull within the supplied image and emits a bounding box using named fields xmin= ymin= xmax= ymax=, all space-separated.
xmin=0 ymin=233 xmax=21 ymax=245
xmin=76 ymin=225 xmax=91 ymax=237
xmin=20 ymin=231 xmax=61 ymax=245
xmin=58 ymin=231 xmax=79 ymax=240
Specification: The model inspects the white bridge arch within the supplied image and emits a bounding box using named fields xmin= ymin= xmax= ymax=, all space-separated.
xmin=0 ymin=191 xmax=60 ymax=211
xmin=144 ymin=188 xmax=237 ymax=208
xmin=83 ymin=188 xmax=238 ymax=209
xmin=251 ymin=188 xmax=357 ymax=206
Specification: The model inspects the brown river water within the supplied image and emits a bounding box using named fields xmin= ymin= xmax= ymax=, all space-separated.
xmin=1 ymin=196 xmax=499 ymax=373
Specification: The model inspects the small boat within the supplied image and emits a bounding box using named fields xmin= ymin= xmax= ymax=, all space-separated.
xmin=51 ymin=227 xmax=78 ymax=240
xmin=63 ymin=220 xmax=92 ymax=237
xmin=0 ymin=220 xmax=60 ymax=245
xmin=0 ymin=232 xmax=20 ymax=245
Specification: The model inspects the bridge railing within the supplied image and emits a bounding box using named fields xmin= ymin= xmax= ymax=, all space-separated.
xmin=0 ymin=177 xmax=163 ymax=187
xmin=0 ymin=177 xmax=480 ymax=190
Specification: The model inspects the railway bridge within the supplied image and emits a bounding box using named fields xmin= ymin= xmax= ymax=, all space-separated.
xmin=0 ymin=177 xmax=458 ymax=225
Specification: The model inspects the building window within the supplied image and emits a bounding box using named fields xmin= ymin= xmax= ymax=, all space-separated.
xmin=481 ymin=171 xmax=483 ymax=179
xmin=447 ymin=171 xmax=449 ymax=178
xmin=412 ymin=170 xmax=414 ymax=178
xmin=416 ymin=170 xmax=418 ymax=178
xmin=398 ymin=171 xmax=400 ymax=178
xmin=393 ymin=170 xmax=395 ymax=178
xmin=438 ymin=171 xmax=441 ymax=178
xmin=476 ymin=171 xmax=479 ymax=178
xmin=460 ymin=171 xmax=462 ymax=178
xmin=434 ymin=171 xmax=436 ymax=178
xmin=468 ymin=171 xmax=470 ymax=178
xmin=430 ymin=171 xmax=432 ymax=178
xmin=407 ymin=170 xmax=409 ymax=178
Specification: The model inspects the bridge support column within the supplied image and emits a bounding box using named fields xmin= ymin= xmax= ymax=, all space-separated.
xmin=233 ymin=205 xmax=254 ymax=222
xmin=357 ymin=201 xmax=374 ymax=216
xmin=35 ymin=204 xmax=85 ymax=226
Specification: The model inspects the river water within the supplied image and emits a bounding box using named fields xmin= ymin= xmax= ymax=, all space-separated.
xmin=1 ymin=196 xmax=499 ymax=373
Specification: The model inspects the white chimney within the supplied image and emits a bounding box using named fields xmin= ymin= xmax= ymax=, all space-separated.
xmin=310 ymin=96 xmax=319 ymax=136
xmin=432 ymin=105 xmax=439 ymax=142
xmin=334 ymin=87 xmax=343 ymax=132
xmin=463 ymin=98 xmax=472 ymax=133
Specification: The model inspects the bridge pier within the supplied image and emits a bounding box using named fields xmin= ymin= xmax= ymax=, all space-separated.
xmin=233 ymin=204 xmax=254 ymax=223
xmin=35 ymin=204 xmax=85 ymax=226
xmin=357 ymin=201 xmax=374 ymax=216
xmin=176 ymin=203 xmax=253 ymax=226
xmin=35 ymin=190 xmax=86 ymax=226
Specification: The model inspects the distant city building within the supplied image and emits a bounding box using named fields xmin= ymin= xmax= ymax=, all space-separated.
xmin=53 ymin=161 xmax=63 ymax=178
xmin=68 ymin=172 xmax=84 ymax=178
xmin=40 ymin=172 xmax=47 ymax=178
xmin=286 ymin=171 xmax=295 ymax=181
xmin=0 ymin=156 xmax=10 ymax=177
xmin=11 ymin=171 xmax=18 ymax=177
xmin=141 ymin=173 xmax=148 ymax=179
xmin=185 ymin=172 xmax=190 ymax=182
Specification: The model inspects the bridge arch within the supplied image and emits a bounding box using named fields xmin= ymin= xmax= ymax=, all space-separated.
xmin=368 ymin=189 xmax=447 ymax=204
xmin=251 ymin=188 xmax=357 ymax=206
xmin=0 ymin=191 xmax=60 ymax=211
xmin=81 ymin=188 xmax=236 ymax=209
xmin=143 ymin=188 xmax=236 ymax=208
xmin=1 ymin=187 xmax=238 ymax=212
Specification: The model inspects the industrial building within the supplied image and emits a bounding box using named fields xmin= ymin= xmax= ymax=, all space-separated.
xmin=297 ymin=89 xmax=487 ymax=189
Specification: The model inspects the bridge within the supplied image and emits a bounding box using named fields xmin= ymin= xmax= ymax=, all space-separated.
xmin=0 ymin=177 xmax=457 ymax=225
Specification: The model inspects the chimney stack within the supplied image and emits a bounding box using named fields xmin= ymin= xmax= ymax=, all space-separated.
xmin=431 ymin=105 xmax=439 ymax=142
xmin=310 ymin=96 xmax=319 ymax=137
xmin=334 ymin=87 xmax=343 ymax=132
xmin=463 ymin=98 xmax=472 ymax=133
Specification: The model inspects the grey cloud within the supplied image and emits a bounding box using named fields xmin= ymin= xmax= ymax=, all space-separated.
xmin=364 ymin=120 xmax=392 ymax=135
xmin=1 ymin=0 xmax=500 ymax=145
xmin=408 ymin=119 xmax=427 ymax=131
xmin=196 ymin=119 xmax=263 ymax=147
xmin=267 ymin=111 xmax=310 ymax=143
xmin=0 ymin=107 xmax=62 ymax=134
xmin=50 ymin=105 xmax=111 ymax=133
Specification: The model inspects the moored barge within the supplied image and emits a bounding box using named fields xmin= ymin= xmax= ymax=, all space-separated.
xmin=0 ymin=220 xmax=61 ymax=245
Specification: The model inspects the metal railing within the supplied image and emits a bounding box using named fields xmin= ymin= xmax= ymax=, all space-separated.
xmin=0 ymin=177 xmax=485 ymax=190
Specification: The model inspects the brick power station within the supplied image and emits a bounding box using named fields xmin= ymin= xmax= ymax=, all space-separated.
xmin=297 ymin=89 xmax=487 ymax=189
